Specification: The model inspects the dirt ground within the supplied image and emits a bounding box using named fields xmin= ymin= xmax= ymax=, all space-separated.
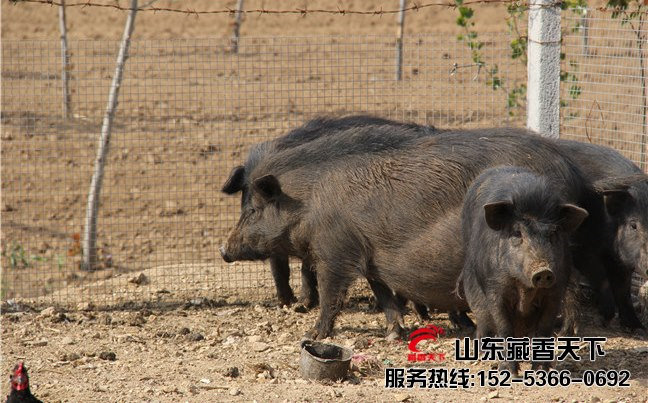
xmin=2 ymin=1 xmax=648 ymax=402
xmin=1 ymin=297 xmax=647 ymax=402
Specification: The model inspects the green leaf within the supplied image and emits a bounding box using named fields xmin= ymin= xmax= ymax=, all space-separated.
xmin=569 ymin=85 xmax=582 ymax=99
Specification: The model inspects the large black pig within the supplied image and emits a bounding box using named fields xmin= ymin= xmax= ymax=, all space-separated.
xmin=220 ymin=115 xmax=436 ymax=308
xmin=460 ymin=166 xmax=588 ymax=373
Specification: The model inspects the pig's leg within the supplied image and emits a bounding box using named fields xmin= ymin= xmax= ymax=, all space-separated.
xmin=304 ymin=263 xmax=354 ymax=340
xmin=531 ymin=297 xmax=562 ymax=371
xmin=299 ymin=255 xmax=319 ymax=309
xmin=368 ymin=280 xmax=405 ymax=340
xmin=413 ymin=303 xmax=431 ymax=321
xmin=558 ymin=277 xmax=581 ymax=336
xmin=489 ymin=299 xmax=518 ymax=375
xmin=574 ymin=252 xmax=615 ymax=325
xmin=269 ymin=255 xmax=296 ymax=306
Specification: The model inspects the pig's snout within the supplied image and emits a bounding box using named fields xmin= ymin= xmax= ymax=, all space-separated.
xmin=220 ymin=245 xmax=234 ymax=263
xmin=531 ymin=268 xmax=555 ymax=288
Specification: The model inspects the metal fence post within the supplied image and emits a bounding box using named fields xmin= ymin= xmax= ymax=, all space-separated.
xmin=527 ymin=0 xmax=561 ymax=138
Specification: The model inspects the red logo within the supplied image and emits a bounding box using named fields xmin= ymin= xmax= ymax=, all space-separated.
xmin=407 ymin=324 xmax=446 ymax=362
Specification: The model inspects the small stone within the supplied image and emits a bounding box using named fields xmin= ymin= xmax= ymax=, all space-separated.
xmin=394 ymin=393 xmax=410 ymax=402
xmin=590 ymin=398 xmax=601 ymax=403
xmin=60 ymin=352 xmax=81 ymax=362
xmin=99 ymin=351 xmax=116 ymax=361
xmin=77 ymin=302 xmax=93 ymax=311
xmin=51 ymin=313 xmax=68 ymax=323
xmin=248 ymin=335 xmax=262 ymax=343
xmin=178 ymin=327 xmax=190 ymax=335
xmin=228 ymin=387 xmax=241 ymax=396
xmin=61 ymin=336 xmax=74 ymax=345
xmin=252 ymin=342 xmax=269 ymax=352
xmin=30 ymin=339 xmax=48 ymax=347
xmin=278 ymin=333 xmax=291 ymax=343
xmin=223 ymin=367 xmax=239 ymax=378
xmin=188 ymin=333 xmax=204 ymax=342
xmin=354 ymin=337 xmax=369 ymax=349
xmin=190 ymin=298 xmax=204 ymax=306
xmin=293 ymin=304 xmax=308 ymax=313
xmin=128 ymin=272 xmax=148 ymax=285
xmin=40 ymin=306 xmax=57 ymax=317
xmin=488 ymin=390 xmax=499 ymax=399
xmin=129 ymin=315 xmax=146 ymax=327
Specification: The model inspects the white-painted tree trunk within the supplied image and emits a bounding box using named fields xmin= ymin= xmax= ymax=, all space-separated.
xmin=82 ymin=0 xmax=138 ymax=271
xmin=395 ymin=0 xmax=406 ymax=81
xmin=231 ymin=0 xmax=244 ymax=53
xmin=527 ymin=0 xmax=561 ymax=138
xmin=58 ymin=0 xmax=71 ymax=118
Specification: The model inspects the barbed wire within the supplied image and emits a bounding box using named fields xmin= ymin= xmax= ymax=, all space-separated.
xmin=7 ymin=0 xmax=648 ymax=16
xmin=7 ymin=0 xmax=559 ymax=15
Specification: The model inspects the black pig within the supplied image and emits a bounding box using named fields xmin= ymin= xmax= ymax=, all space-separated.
xmin=460 ymin=166 xmax=588 ymax=373
xmin=559 ymin=140 xmax=648 ymax=330
xmin=221 ymin=115 xmax=436 ymax=307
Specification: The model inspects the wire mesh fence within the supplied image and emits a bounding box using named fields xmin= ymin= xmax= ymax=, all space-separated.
xmin=561 ymin=10 xmax=648 ymax=172
xmin=1 ymin=33 xmax=524 ymax=308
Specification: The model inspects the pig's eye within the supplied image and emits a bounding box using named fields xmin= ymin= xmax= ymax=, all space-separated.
xmin=512 ymin=230 xmax=522 ymax=238
xmin=630 ymin=221 xmax=638 ymax=230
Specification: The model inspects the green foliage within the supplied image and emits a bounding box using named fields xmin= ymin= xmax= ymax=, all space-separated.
xmin=507 ymin=84 xmax=527 ymax=115
xmin=454 ymin=0 xmax=527 ymax=115
xmin=606 ymin=0 xmax=645 ymax=26
xmin=2 ymin=242 xmax=51 ymax=270
xmin=452 ymin=0 xmax=596 ymax=118
xmin=2 ymin=243 xmax=30 ymax=269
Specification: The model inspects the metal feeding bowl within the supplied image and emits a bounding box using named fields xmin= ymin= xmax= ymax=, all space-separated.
xmin=300 ymin=340 xmax=353 ymax=381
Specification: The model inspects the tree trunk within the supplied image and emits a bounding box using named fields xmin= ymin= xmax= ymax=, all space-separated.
xmin=82 ymin=0 xmax=138 ymax=271
xmin=58 ymin=0 xmax=71 ymax=118
xmin=395 ymin=0 xmax=406 ymax=81
xmin=231 ymin=0 xmax=244 ymax=53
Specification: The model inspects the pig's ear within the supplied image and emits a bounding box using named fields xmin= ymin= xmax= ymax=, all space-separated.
xmin=483 ymin=200 xmax=514 ymax=231
xmin=559 ymin=204 xmax=589 ymax=233
xmin=252 ymin=174 xmax=282 ymax=201
xmin=602 ymin=189 xmax=633 ymax=217
xmin=222 ymin=165 xmax=245 ymax=194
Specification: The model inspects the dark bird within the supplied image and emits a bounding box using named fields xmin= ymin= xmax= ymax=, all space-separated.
xmin=6 ymin=363 xmax=42 ymax=403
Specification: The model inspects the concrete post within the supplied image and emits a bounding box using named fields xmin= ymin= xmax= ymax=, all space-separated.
xmin=527 ymin=0 xmax=561 ymax=138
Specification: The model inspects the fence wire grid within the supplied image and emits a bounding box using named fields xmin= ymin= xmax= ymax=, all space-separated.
xmin=1 ymin=33 xmax=525 ymax=308
xmin=561 ymin=10 xmax=648 ymax=171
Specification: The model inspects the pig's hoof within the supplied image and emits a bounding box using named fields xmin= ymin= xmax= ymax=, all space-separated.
xmin=278 ymin=294 xmax=297 ymax=307
xmin=293 ymin=303 xmax=309 ymax=314
xmin=303 ymin=328 xmax=319 ymax=340
xmin=385 ymin=331 xmax=401 ymax=341
xmin=303 ymin=327 xmax=329 ymax=340
xmin=299 ymin=296 xmax=319 ymax=309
